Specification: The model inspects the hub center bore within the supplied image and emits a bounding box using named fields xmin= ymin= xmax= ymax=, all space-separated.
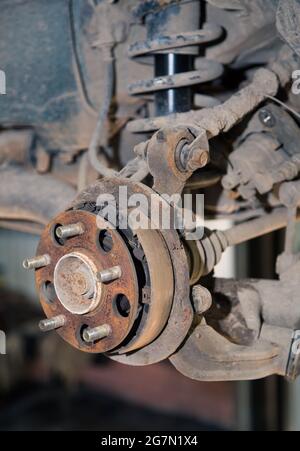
xmin=54 ymin=252 xmax=101 ymax=315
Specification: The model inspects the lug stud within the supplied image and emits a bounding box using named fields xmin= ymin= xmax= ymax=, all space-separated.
xmin=23 ymin=254 xmax=51 ymax=270
xmin=39 ymin=315 xmax=66 ymax=332
xmin=56 ymin=223 xmax=85 ymax=240
xmin=97 ymin=266 xmax=122 ymax=283
xmin=83 ymin=324 xmax=112 ymax=343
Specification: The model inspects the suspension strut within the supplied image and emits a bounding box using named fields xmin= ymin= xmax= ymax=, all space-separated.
xmin=128 ymin=0 xmax=224 ymax=132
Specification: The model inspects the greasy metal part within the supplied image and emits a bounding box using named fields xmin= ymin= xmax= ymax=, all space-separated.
xmin=98 ymin=266 xmax=122 ymax=283
xmin=23 ymin=254 xmax=51 ymax=270
xmin=39 ymin=315 xmax=66 ymax=332
xmin=83 ymin=324 xmax=112 ymax=343
xmin=71 ymin=178 xmax=193 ymax=365
xmin=55 ymin=223 xmax=85 ymax=240
xmin=36 ymin=209 xmax=140 ymax=353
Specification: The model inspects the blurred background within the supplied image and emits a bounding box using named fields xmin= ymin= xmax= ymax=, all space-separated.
xmin=0 ymin=225 xmax=299 ymax=431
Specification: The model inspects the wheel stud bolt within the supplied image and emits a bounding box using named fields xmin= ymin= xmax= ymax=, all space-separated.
xmin=23 ymin=254 xmax=51 ymax=270
xmin=56 ymin=223 xmax=85 ymax=240
xmin=39 ymin=315 xmax=66 ymax=332
xmin=83 ymin=324 xmax=112 ymax=343
xmin=97 ymin=266 xmax=122 ymax=283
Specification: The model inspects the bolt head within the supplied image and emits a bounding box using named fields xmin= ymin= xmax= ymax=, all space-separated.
xmin=199 ymin=151 xmax=210 ymax=168
xmin=259 ymin=109 xmax=276 ymax=128
xmin=187 ymin=149 xmax=210 ymax=171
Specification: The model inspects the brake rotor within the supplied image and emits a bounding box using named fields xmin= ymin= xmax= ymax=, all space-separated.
xmin=71 ymin=178 xmax=193 ymax=365
xmin=35 ymin=178 xmax=193 ymax=364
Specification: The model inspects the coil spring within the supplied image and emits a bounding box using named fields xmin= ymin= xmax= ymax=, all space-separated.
xmin=127 ymin=23 xmax=224 ymax=134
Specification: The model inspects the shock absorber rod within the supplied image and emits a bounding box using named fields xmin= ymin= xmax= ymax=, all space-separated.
xmin=154 ymin=53 xmax=193 ymax=115
xmin=147 ymin=0 xmax=200 ymax=116
xmin=130 ymin=0 xmax=222 ymax=122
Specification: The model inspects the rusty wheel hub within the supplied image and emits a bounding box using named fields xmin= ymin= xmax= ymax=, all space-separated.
xmin=36 ymin=209 xmax=142 ymax=353
xmin=35 ymin=180 xmax=181 ymax=356
xmin=54 ymin=251 xmax=102 ymax=315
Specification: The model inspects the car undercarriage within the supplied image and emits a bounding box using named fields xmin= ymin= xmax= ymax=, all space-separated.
xmin=2 ymin=0 xmax=300 ymax=383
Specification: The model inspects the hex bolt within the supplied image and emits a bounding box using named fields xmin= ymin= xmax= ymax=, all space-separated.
xmin=39 ymin=315 xmax=66 ymax=332
xmin=83 ymin=324 xmax=112 ymax=343
xmin=23 ymin=254 xmax=51 ymax=270
xmin=97 ymin=266 xmax=122 ymax=283
xmin=179 ymin=144 xmax=210 ymax=172
xmin=56 ymin=223 xmax=85 ymax=240
xmin=259 ymin=109 xmax=276 ymax=128
xmin=192 ymin=285 xmax=212 ymax=314
xmin=188 ymin=149 xmax=210 ymax=170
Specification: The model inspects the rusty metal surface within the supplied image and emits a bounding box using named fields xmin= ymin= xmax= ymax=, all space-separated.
xmin=147 ymin=127 xmax=195 ymax=195
xmin=129 ymin=25 xmax=223 ymax=58
xmin=3 ymin=0 xmax=300 ymax=384
xmin=36 ymin=209 xmax=139 ymax=353
xmin=170 ymin=323 xmax=285 ymax=382
xmin=0 ymin=166 xmax=76 ymax=223
xmin=128 ymin=68 xmax=279 ymax=135
xmin=118 ymin=228 xmax=174 ymax=353
xmin=71 ymin=178 xmax=193 ymax=365
xmin=128 ymin=2 xmax=224 ymax=134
